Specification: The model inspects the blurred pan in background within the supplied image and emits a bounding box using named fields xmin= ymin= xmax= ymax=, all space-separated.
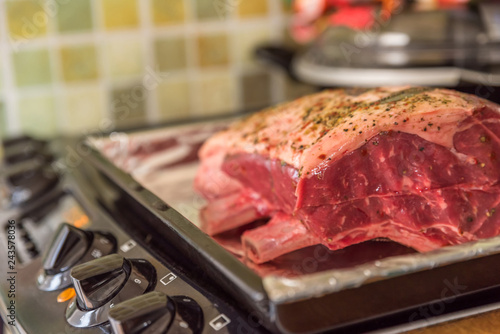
xmin=257 ymin=1 xmax=500 ymax=103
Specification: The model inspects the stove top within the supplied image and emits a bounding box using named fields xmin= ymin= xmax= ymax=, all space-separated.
xmin=0 ymin=135 xmax=268 ymax=334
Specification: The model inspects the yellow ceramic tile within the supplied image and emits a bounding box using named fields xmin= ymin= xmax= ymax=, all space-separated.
xmin=154 ymin=36 xmax=187 ymax=72
xmin=157 ymin=80 xmax=190 ymax=121
xmin=18 ymin=95 xmax=57 ymax=138
xmin=102 ymin=0 xmax=139 ymax=30
xmin=197 ymin=33 xmax=229 ymax=68
xmin=105 ymin=39 xmax=144 ymax=78
xmin=196 ymin=0 xmax=221 ymax=20
xmin=60 ymin=88 xmax=105 ymax=135
xmin=236 ymin=29 xmax=270 ymax=66
xmin=6 ymin=0 xmax=47 ymax=40
xmin=60 ymin=45 xmax=99 ymax=82
xmin=151 ymin=0 xmax=185 ymax=25
xmin=237 ymin=0 xmax=268 ymax=18
xmin=196 ymin=74 xmax=237 ymax=116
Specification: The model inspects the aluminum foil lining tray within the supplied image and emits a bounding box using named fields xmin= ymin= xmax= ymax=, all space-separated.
xmin=89 ymin=121 xmax=500 ymax=303
xmin=89 ymin=121 xmax=226 ymax=227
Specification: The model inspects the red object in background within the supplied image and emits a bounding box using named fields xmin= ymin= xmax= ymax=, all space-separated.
xmin=289 ymin=0 xmax=474 ymax=44
xmin=328 ymin=6 xmax=375 ymax=29
xmin=292 ymin=0 xmax=326 ymax=24
xmin=291 ymin=0 xmax=327 ymax=43
xmin=290 ymin=0 xmax=383 ymax=43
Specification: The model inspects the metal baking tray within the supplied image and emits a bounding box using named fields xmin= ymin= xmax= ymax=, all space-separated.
xmin=84 ymin=119 xmax=500 ymax=333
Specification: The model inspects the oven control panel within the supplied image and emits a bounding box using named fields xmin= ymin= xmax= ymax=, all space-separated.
xmin=0 ymin=136 xmax=260 ymax=334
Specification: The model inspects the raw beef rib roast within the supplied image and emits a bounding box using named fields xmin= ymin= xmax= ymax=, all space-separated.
xmin=194 ymin=87 xmax=500 ymax=264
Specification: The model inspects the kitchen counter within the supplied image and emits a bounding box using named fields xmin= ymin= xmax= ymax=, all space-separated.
xmin=407 ymin=308 xmax=500 ymax=334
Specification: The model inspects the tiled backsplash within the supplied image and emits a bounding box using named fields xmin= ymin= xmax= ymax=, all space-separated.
xmin=0 ymin=0 xmax=315 ymax=138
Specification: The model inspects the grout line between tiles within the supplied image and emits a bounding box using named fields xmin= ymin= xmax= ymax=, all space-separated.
xmin=185 ymin=0 xmax=202 ymax=118
xmin=268 ymin=0 xmax=286 ymax=104
xmin=92 ymin=0 xmax=116 ymax=132
xmin=227 ymin=0 xmax=243 ymax=114
xmin=47 ymin=3 xmax=64 ymax=136
xmin=139 ymin=0 xmax=158 ymax=124
xmin=0 ymin=0 xmax=21 ymax=135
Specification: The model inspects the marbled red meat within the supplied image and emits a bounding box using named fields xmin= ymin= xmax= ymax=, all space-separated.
xmin=194 ymin=87 xmax=500 ymax=263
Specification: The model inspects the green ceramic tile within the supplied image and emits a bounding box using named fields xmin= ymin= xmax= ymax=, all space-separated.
xmin=197 ymin=73 xmax=236 ymax=116
xmin=102 ymin=0 xmax=139 ymax=30
xmin=152 ymin=0 xmax=186 ymax=25
xmin=111 ymin=85 xmax=147 ymax=128
xmin=6 ymin=0 xmax=47 ymax=40
xmin=13 ymin=49 xmax=52 ymax=87
xmin=236 ymin=29 xmax=270 ymax=66
xmin=195 ymin=0 xmax=221 ymax=20
xmin=241 ymin=72 xmax=271 ymax=110
xmin=238 ymin=0 xmax=268 ymax=18
xmin=18 ymin=95 xmax=57 ymax=138
xmin=60 ymin=88 xmax=105 ymax=134
xmin=157 ymin=80 xmax=190 ymax=121
xmin=197 ymin=33 xmax=228 ymax=68
xmin=281 ymin=0 xmax=293 ymax=13
xmin=57 ymin=0 xmax=93 ymax=33
xmin=106 ymin=39 xmax=144 ymax=78
xmin=154 ymin=36 xmax=187 ymax=72
xmin=60 ymin=45 xmax=99 ymax=82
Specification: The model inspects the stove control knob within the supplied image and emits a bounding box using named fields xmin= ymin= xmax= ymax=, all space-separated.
xmin=37 ymin=223 xmax=116 ymax=291
xmin=169 ymin=296 xmax=204 ymax=334
xmin=66 ymin=254 xmax=156 ymax=328
xmin=10 ymin=167 xmax=59 ymax=207
xmin=109 ymin=291 xmax=175 ymax=334
xmin=3 ymin=137 xmax=50 ymax=165
xmin=72 ymin=254 xmax=131 ymax=310
xmin=109 ymin=292 xmax=204 ymax=334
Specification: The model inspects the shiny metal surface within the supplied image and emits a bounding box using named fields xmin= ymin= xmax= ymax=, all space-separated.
xmin=36 ymin=270 xmax=72 ymax=292
xmin=264 ymin=237 xmax=500 ymax=303
xmin=66 ymin=258 xmax=155 ymax=327
xmin=37 ymin=231 xmax=116 ymax=292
